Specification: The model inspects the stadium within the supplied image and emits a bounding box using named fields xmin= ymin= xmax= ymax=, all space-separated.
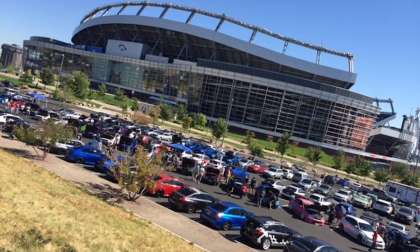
xmin=23 ymin=2 xmax=382 ymax=154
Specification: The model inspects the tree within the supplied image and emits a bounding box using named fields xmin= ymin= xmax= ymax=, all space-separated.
xmin=6 ymin=65 xmax=16 ymax=74
xmin=266 ymin=135 xmax=274 ymax=151
xmin=70 ymin=71 xmax=90 ymax=99
xmin=160 ymin=104 xmax=174 ymax=121
xmin=98 ymin=83 xmax=107 ymax=96
xmin=390 ymin=163 xmax=409 ymax=180
xmin=351 ymin=156 xmax=372 ymax=176
xmin=114 ymin=146 xmax=161 ymax=201
xmin=333 ymin=150 xmax=347 ymax=172
xmin=249 ymin=143 xmax=264 ymax=157
xmin=149 ymin=106 xmax=161 ymax=125
xmin=305 ymin=147 xmax=322 ymax=166
xmin=244 ymin=130 xmax=255 ymax=146
xmin=194 ymin=113 xmax=207 ymax=129
xmin=40 ymin=68 xmax=55 ymax=86
xmin=115 ymin=89 xmax=126 ymax=101
xmin=374 ymin=170 xmax=390 ymax=183
xmin=19 ymin=69 xmax=33 ymax=84
xmin=401 ymin=175 xmax=419 ymax=187
xmin=276 ymin=132 xmax=290 ymax=160
xmin=15 ymin=120 xmax=74 ymax=160
xmin=211 ymin=118 xmax=228 ymax=147
xmin=182 ymin=116 xmax=193 ymax=132
xmin=176 ymin=104 xmax=187 ymax=121
xmin=344 ymin=164 xmax=356 ymax=174
xmin=130 ymin=100 xmax=139 ymax=111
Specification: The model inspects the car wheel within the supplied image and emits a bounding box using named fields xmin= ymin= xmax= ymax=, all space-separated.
xmin=261 ymin=238 xmax=271 ymax=250
xmin=300 ymin=212 xmax=305 ymax=220
xmin=186 ymin=205 xmax=195 ymax=213
xmin=77 ymin=158 xmax=84 ymax=164
xmin=222 ymin=222 xmax=231 ymax=231
xmin=339 ymin=223 xmax=344 ymax=232
xmin=156 ymin=191 xmax=164 ymax=198
xmin=358 ymin=235 xmax=364 ymax=245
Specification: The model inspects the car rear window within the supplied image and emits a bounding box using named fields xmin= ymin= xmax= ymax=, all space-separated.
xmin=399 ymin=207 xmax=413 ymax=215
xmin=212 ymin=203 xmax=228 ymax=212
xmin=376 ymin=201 xmax=391 ymax=206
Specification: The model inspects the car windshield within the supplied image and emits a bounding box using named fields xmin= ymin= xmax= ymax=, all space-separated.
xmin=269 ymin=168 xmax=278 ymax=172
xmin=178 ymin=188 xmax=196 ymax=196
xmin=212 ymin=203 xmax=228 ymax=212
xmin=320 ymin=185 xmax=330 ymax=190
xmin=285 ymin=187 xmax=297 ymax=193
xmin=400 ymin=207 xmax=413 ymax=215
xmin=389 ymin=223 xmax=404 ymax=230
xmin=306 ymin=208 xmax=320 ymax=215
xmin=301 ymin=179 xmax=311 ymax=184
xmin=338 ymin=190 xmax=350 ymax=195
xmin=359 ymin=223 xmax=374 ymax=232
xmin=310 ymin=195 xmax=321 ymax=201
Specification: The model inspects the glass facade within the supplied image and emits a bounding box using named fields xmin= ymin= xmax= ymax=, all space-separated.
xmin=23 ymin=39 xmax=378 ymax=150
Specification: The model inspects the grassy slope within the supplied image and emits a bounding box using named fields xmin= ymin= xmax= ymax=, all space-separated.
xmin=0 ymin=150 xmax=200 ymax=252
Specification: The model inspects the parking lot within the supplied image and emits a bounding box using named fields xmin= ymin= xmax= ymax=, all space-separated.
xmin=1 ymin=87 xmax=419 ymax=252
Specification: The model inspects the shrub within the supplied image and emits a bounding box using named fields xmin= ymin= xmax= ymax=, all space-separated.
xmin=374 ymin=170 xmax=390 ymax=183
xmin=14 ymin=228 xmax=49 ymax=250
xmin=249 ymin=143 xmax=264 ymax=157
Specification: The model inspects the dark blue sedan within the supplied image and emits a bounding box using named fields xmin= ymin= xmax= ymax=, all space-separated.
xmin=66 ymin=145 xmax=107 ymax=166
xmin=200 ymin=201 xmax=254 ymax=230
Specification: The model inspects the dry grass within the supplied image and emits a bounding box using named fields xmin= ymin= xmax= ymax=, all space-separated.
xmin=0 ymin=150 xmax=201 ymax=252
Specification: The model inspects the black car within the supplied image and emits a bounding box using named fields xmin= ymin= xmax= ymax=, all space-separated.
xmin=322 ymin=175 xmax=336 ymax=186
xmin=395 ymin=206 xmax=415 ymax=225
xmin=285 ymin=236 xmax=340 ymax=252
xmin=169 ymin=187 xmax=217 ymax=213
xmin=241 ymin=216 xmax=300 ymax=250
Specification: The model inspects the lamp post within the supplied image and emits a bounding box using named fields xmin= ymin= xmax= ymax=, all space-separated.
xmin=57 ymin=53 xmax=65 ymax=90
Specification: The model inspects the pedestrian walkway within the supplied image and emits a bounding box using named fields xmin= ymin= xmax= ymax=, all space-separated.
xmin=0 ymin=135 xmax=255 ymax=252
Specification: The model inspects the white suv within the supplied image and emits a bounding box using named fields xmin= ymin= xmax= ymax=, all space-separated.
xmin=334 ymin=189 xmax=352 ymax=202
xmin=340 ymin=215 xmax=385 ymax=250
xmin=372 ymin=199 xmax=393 ymax=216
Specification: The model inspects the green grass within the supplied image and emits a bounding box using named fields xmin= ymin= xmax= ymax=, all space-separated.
xmin=94 ymin=93 xmax=136 ymax=108
xmin=0 ymin=74 xmax=23 ymax=86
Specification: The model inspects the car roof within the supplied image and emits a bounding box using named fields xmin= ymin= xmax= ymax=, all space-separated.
xmin=297 ymin=197 xmax=314 ymax=205
xmin=310 ymin=193 xmax=324 ymax=198
xmin=219 ymin=201 xmax=241 ymax=208
xmin=298 ymin=236 xmax=330 ymax=247
xmin=346 ymin=215 xmax=369 ymax=225
xmin=388 ymin=221 xmax=405 ymax=228
xmin=376 ymin=199 xmax=392 ymax=204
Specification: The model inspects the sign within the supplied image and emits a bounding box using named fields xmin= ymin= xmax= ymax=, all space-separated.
xmin=105 ymin=39 xmax=143 ymax=59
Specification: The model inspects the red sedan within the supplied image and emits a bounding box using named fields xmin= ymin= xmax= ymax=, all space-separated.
xmin=247 ymin=160 xmax=268 ymax=174
xmin=147 ymin=173 xmax=185 ymax=197
xmin=288 ymin=197 xmax=326 ymax=226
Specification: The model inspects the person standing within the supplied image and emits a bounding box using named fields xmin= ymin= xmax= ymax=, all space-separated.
xmin=249 ymin=177 xmax=257 ymax=196
xmin=369 ymin=222 xmax=379 ymax=252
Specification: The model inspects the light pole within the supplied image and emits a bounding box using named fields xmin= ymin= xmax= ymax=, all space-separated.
xmin=57 ymin=53 xmax=65 ymax=90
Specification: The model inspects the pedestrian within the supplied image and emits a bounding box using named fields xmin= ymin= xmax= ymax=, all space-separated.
xmin=257 ymin=188 xmax=266 ymax=208
xmin=250 ymin=177 xmax=257 ymax=195
xmin=369 ymin=228 xmax=378 ymax=252
xmin=197 ymin=164 xmax=205 ymax=184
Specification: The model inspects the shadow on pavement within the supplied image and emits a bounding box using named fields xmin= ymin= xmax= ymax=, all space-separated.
xmin=79 ymin=182 xmax=125 ymax=205
xmin=0 ymin=146 xmax=42 ymax=160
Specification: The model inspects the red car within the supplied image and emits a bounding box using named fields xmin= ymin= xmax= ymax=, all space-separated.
xmin=247 ymin=160 xmax=268 ymax=174
xmin=288 ymin=197 xmax=326 ymax=226
xmin=147 ymin=173 xmax=185 ymax=197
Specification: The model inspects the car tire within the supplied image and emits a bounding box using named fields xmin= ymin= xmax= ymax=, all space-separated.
xmin=222 ymin=222 xmax=231 ymax=231
xmin=339 ymin=223 xmax=344 ymax=232
xmin=186 ymin=205 xmax=195 ymax=213
xmin=358 ymin=235 xmax=364 ymax=245
xmin=77 ymin=158 xmax=84 ymax=164
xmin=261 ymin=238 xmax=271 ymax=250
xmin=300 ymin=212 xmax=305 ymax=220
xmin=156 ymin=191 xmax=164 ymax=198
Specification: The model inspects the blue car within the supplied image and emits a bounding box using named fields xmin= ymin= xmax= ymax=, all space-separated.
xmin=200 ymin=201 xmax=253 ymax=230
xmin=66 ymin=145 xmax=107 ymax=166
xmin=335 ymin=202 xmax=357 ymax=218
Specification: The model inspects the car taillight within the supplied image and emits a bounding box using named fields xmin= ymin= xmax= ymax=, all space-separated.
xmin=181 ymin=196 xmax=190 ymax=203
xmin=255 ymin=227 xmax=264 ymax=236
xmin=217 ymin=213 xmax=224 ymax=219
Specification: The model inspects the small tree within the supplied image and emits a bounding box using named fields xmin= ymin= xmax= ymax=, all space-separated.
xmin=249 ymin=143 xmax=264 ymax=157
xmin=390 ymin=163 xmax=409 ymax=180
xmin=182 ymin=116 xmax=193 ymax=132
xmin=130 ymin=100 xmax=139 ymax=111
xmin=176 ymin=104 xmax=187 ymax=121
xmin=70 ymin=71 xmax=90 ymax=99
xmin=401 ymin=175 xmax=419 ymax=187
xmin=40 ymin=68 xmax=55 ymax=86
xmin=374 ymin=170 xmax=390 ymax=183
xmin=266 ymin=135 xmax=274 ymax=151
xmin=244 ymin=130 xmax=255 ymax=146
xmin=276 ymin=132 xmax=290 ymax=160
xmin=195 ymin=113 xmax=207 ymax=129
xmin=211 ymin=118 xmax=228 ymax=147
xmin=14 ymin=126 xmax=40 ymax=156
xmin=114 ymin=147 xmax=161 ymax=201
xmin=6 ymin=65 xmax=16 ymax=74
xmin=38 ymin=120 xmax=74 ymax=159
xmin=344 ymin=163 xmax=356 ymax=174
xmin=333 ymin=150 xmax=347 ymax=172
xmin=19 ymin=69 xmax=33 ymax=84
xmin=149 ymin=106 xmax=161 ymax=125
xmin=305 ymin=147 xmax=322 ymax=166
xmin=160 ymin=104 xmax=174 ymax=121
xmin=98 ymin=83 xmax=107 ymax=96
xmin=115 ymin=89 xmax=126 ymax=101
xmin=350 ymin=156 xmax=372 ymax=176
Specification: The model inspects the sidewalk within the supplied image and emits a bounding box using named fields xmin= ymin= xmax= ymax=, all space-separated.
xmin=0 ymin=135 xmax=254 ymax=252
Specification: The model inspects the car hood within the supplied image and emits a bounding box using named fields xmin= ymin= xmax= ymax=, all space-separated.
xmin=361 ymin=230 xmax=384 ymax=242
xmin=335 ymin=193 xmax=348 ymax=198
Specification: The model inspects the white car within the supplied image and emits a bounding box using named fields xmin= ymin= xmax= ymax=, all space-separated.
xmin=53 ymin=139 xmax=84 ymax=154
xmin=157 ymin=132 xmax=173 ymax=142
xmin=238 ymin=158 xmax=253 ymax=168
xmin=334 ymin=189 xmax=352 ymax=202
xmin=281 ymin=185 xmax=306 ymax=200
xmin=282 ymin=169 xmax=294 ymax=179
xmin=59 ymin=109 xmax=81 ymax=120
xmin=299 ymin=179 xmax=318 ymax=191
xmin=350 ymin=181 xmax=362 ymax=191
xmin=340 ymin=215 xmax=385 ymax=250
xmin=386 ymin=221 xmax=408 ymax=235
xmin=271 ymin=180 xmax=287 ymax=192
xmin=264 ymin=166 xmax=283 ymax=179
xmin=0 ymin=113 xmax=22 ymax=124
xmin=372 ymin=199 xmax=393 ymax=216
xmin=207 ymin=159 xmax=224 ymax=170
xmin=309 ymin=193 xmax=332 ymax=208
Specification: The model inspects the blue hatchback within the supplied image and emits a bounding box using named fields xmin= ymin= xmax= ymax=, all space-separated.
xmin=200 ymin=201 xmax=253 ymax=230
xmin=66 ymin=145 xmax=107 ymax=166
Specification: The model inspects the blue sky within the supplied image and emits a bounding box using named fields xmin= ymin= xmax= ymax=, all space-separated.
xmin=1 ymin=0 xmax=419 ymax=126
